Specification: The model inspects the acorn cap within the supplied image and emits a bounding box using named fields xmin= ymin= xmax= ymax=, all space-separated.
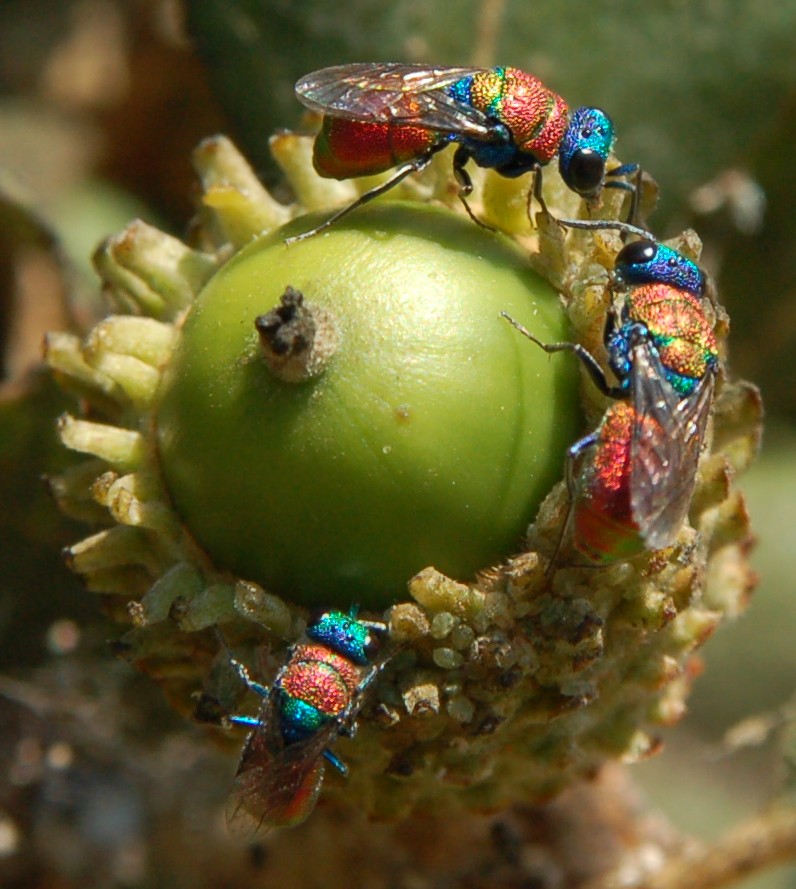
xmin=45 ymin=133 xmax=760 ymax=819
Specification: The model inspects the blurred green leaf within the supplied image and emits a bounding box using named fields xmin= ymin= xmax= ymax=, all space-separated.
xmin=186 ymin=0 xmax=484 ymax=176
xmin=712 ymin=96 xmax=796 ymax=422
xmin=499 ymin=1 xmax=796 ymax=227
xmin=0 ymin=184 xmax=101 ymax=668
xmin=187 ymin=0 xmax=796 ymax=222
xmin=0 ymin=373 xmax=97 ymax=670
xmin=689 ymin=432 xmax=796 ymax=727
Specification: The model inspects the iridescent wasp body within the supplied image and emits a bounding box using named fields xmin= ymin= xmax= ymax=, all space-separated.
xmin=560 ymin=218 xmax=709 ymax=297
xmin=612 ymin=236 xmax=707 ymax=298
xmin=287 ymin=63 xmax=639 ymax=243
xmin=502 ymin=241 xmax=718 ymax=564
xmin=225 ymin=609 xmax=386 ymax=832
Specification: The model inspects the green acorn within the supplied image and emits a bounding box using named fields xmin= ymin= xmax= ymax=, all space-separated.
xmin=46 ymin=133 xmax=760 ymax=819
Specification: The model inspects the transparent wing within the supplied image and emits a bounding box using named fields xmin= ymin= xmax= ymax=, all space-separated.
xmin=226 ymin=693 xmax=337 ymax=836
xmin=225 ymin=652 xmax=392 ymax=835
xmin=295 ymin=63 xmax=496 ymax=139
xmin=629 ymin=342 xmax=715 ymax=550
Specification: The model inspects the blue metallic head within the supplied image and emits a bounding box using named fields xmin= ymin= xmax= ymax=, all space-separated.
xmin=306 ymin=610 xmax=380 ymax=666
xmin=558 ymin=107 xmax=616 ymax=197
xmin=613 ymin=239 xmax=707 ymax=298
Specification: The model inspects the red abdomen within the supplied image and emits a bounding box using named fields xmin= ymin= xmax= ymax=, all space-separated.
xmin=280 ymin=642 xmax=362 ymax=717
xmin=572 ymin=403 xmax=644 ymax=563
xmin=313 ymin=117 xmax=439 ymax=179
xmin=573 ymin=498 xmax=644 ymax=563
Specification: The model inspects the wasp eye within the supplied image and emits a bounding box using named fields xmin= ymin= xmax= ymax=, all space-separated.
xmin=616 ymin=239 xmax=657 ymax=267
xmin=566 ymin=149 xmax=606 ymax=196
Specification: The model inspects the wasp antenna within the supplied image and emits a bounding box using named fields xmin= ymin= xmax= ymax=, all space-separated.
xmin=557 ymin=218 xmax=653 ymax=241
xmin=357 ymin=618 xmax=388 ymax=633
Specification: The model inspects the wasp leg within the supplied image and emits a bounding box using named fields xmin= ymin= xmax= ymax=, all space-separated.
xmin=357 ymin=664 xmax=383 ymax=693
xmin=499 ymin=312 xmax=625 ymax=399
xmin=330 ymin=659 xmax=389 ymax=747
xmin=528 ymin=167 xmax=551 ymax=223
xmin=542 ymin=429 xmax=601 ymax=576
xmin=323 ymin=748 xmax=349 ymax=776
xmin=565 ymin=431 xmax=600 ymax=506
xmin=553 ymin=431 xmax=603 ymax=572
xmin=230 ymin=659 xmax=270 ymax=699
xmin=545 ymin=497 xmax=572 ymax=578
xmin=604 ymin=162 xmax=642 ymax=229
xmin=221 ymin=665 xmax=269 ymax=731
xmin=284 ymin=155 xmax=435 ymax=246
xmin=452 ymin=146 xmax=496 ymax=232
xmin=215 ymin=629 xmax=271 ymax=698
xmin=227 ymin=714 xmax=262 ymax=728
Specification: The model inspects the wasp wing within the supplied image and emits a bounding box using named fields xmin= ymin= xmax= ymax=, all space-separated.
xmin=226 ymin=692 xmax=338 ymax=836
xmin=295 ymin=63 xmax=496 ymax=139
xmin=629 ymin=342 xmax=715 ymax=550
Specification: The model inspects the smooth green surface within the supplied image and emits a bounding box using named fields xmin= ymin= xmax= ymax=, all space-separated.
xmin=155 ymin=202 xmax=578 ymax=606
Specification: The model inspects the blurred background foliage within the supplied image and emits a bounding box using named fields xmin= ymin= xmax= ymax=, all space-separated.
xmin=0 ymin=0 xmax=795 ymax=886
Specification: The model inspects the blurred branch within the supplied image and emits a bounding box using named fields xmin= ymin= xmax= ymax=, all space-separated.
xmin=585 ymin=806 xmax=796 ymax=889
xmin=472 ymin=0 xmax=506 ymax=67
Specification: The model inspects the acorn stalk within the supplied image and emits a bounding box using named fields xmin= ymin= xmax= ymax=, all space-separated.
xmin=255 ymin=286 xmax=340 ymax=383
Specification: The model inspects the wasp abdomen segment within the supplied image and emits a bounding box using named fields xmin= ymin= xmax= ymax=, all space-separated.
xmin=571 ymin=402 xmax=649 ymax=563
xmin=278 ymin=643 xmax=363 ymax=739
xmin=313 ymin=118 xmax=441 ymax=179
xmin=609 ymin=284 xmax=719 ymax=398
